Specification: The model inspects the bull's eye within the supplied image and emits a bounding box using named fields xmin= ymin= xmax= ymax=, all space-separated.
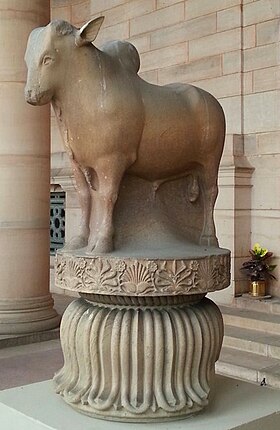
xmin=42 ymin=56 xmax=53 ymax=65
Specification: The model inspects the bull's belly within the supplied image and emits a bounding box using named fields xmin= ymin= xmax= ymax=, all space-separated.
xmin=128 ymin=139 xmax=203 ymax=182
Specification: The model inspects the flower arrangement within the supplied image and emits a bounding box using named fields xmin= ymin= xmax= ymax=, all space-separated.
xmin=240 ymin=243 xmax=277 ymax=281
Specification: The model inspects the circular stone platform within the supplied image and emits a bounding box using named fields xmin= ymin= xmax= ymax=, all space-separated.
xmin=55 ymin=246 xmax=230 ymax=297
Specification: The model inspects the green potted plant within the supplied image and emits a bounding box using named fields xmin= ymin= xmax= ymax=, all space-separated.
xmin=240 ymin=243 xmax=277 ymax=297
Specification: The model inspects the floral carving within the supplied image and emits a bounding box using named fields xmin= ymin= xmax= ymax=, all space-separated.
xmin=55 ymin=254 xmax=66 ymax=288
xmin=121 ymin=262 xmax=154 ymax=294
xmin=197 ymin=255 xmax=229 ymax=291
xmin=55 ymin=252 xmax=230 ymax=296
xmin=211 ymin=255 xmax=229 ymax=290
xmin=84 ymin=259 xmax=119 ymax=292
xmin=155 ymin=260 xmax=199 ymax=294
xmin=64 ymin=257 xmax=86 ymax=290
xmin=115 ymin=260 xmax=126 ymax=274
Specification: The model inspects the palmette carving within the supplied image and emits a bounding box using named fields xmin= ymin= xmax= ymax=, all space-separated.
xmin=53 ymin=296 xmax=223 ymax=421
xmin=155 ymin=260 xmax=198 ymax=293
xmin=55 ymin=251 xmax=230 ymax=296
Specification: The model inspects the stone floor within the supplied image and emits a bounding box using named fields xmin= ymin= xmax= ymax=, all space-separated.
xmin=0 ymin=293 xmax=73 ymax=390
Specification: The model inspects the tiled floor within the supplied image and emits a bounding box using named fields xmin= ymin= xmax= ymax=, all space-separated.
xmin=0 ymin=293 xmax=74 ymax=391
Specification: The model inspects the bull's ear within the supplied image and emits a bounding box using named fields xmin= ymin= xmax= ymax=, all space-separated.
xmin=75 ymin=16 xmax=104 ymax=47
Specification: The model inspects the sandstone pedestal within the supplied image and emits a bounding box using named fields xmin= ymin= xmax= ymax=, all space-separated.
xmin=54 ymin=248 xmax=230 ymax=422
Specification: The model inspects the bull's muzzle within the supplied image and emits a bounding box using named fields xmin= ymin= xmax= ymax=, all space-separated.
xmin=25 ymin=89 xmax=39 ymax=105
xmin=24 ymin=88 xmax=52 ymax=106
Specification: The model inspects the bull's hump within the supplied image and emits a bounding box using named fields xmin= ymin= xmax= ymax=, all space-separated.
xmin=101 ymin=40 xmax=140 ymax=74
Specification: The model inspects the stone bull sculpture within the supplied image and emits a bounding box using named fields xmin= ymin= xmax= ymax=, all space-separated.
xmin=24 ymin=17 xmax=225 ymax=254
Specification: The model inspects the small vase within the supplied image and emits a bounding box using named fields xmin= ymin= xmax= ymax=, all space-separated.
xmin=250 ymin=280 xmax=266 ymax=297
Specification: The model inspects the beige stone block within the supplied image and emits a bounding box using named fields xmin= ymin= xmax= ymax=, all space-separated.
xmin=0 ymin=229 xmax=50 ymax=298
xmin=217 ymin=6 xmax=241 ymax=32
xmin=0 ymin=83 xmax=50 ymax=156
xmin=222 ymin=134 xmax=244 ymax=157
xmin=185 ymin=0 xmax=241 ymax=20
xmin=249 ymin=151 xmax=280 ymax=170
xmin=257 ymin=131 xmax=280 ymax=154
xmin=130 ymin=3 xmax=184 ymax=36
xmin=90 ymin=0 xmax=127 ymax=15
xmin=191 ymin=73 xmax=241 ymax=99
xmin=243 ymin=0 xmax=280 ymax=26
xmin=65 ymin=189 xmax=79 ymax=209
xmin=244 ymin=133 xmax=258 ymax=156
xmin=95 ymin=21 xmax=129 ymax=46
xmin=189 ymin=29 xmax=241 ymax=61
xmin=51 ymin=0 xmax=70 ymax=6
xmin=243 ymin=43 xmax=279 ymax=71
xmin=254 ymin=66 xmax=280 ymax=92
xmin=156 ymin=0 xmax=182 ymax=8
xmin=138 ymin=69 xmax=158 ymax=84
xmin=251 ymin=211 xmax=280 ymax=252
xmin=102 ymin=0 xmax=155 ymax=28
xmin=151 ymin=13 xmax=216 ymax=50
xmin=243 ymin=71 xmax=253 ymax=94
xmin=243 ymin=25 xmax=256 ymax=49
xmin=257 ymin=19 xmax=280 ymax=46
xmin=223 ymin=50 xmax=241 ymax=75
xmin=51 ymin=6 xmax=71 ymax=21
xmin=71 ymin=1 xmax=89 ymax=25
xmin=128 ymin=34 xmax=150 ymax=53
xmin=140 ymin=43 xmax=187 ymax=72
xmin=215 ymin=209 xmax=251 ymax=255
xmin=251 ymin=174 xmax=280 ymax=210
xmin=158 ymin=55 xmax=221 ymax=85
xmin=219 ymin=96 xmax=242 ymax=134
xmin=51 ymin=152 xmax=71 ymax=179
xmin=244 ymin=90 xmax=280 ymax=133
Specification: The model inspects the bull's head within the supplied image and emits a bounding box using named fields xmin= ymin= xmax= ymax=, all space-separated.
xmin=24 ymin=16 xmax=104 ymax=106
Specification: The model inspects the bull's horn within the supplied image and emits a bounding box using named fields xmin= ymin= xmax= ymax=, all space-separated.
xmin=75 ymin=16 xmax=104 ymax=47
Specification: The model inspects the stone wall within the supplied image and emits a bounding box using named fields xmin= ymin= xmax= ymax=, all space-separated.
xmin=50 ymin=0 xmax=280 ymax=301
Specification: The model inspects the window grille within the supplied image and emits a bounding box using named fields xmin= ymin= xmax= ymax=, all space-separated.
xmin=50 ymin=192 xmax=65 ymax=255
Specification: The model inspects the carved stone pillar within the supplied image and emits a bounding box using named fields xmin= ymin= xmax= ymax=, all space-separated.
xmin=24 ymin=15 xmax=230 ymax=421
xmin=0 ymin=0 xmax=59 ymax=334
xmin=54 ymin=250 xmax=230 ymax=421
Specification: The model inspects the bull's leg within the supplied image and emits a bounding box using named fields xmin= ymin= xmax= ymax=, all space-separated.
xmin=199 ymin=164 xmax=219 ymax=248
xmin=64 ymin=159 xmax=91 ymax=250
xmin=87 ymin=159 xmax=127 ymax=254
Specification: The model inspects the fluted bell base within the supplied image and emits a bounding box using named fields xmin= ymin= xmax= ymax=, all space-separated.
xmin=54 ymin=295 xmax=223 ymax=422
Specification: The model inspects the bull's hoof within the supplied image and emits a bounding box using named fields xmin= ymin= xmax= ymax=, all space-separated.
xmin=87 ymin=237 xmax=113 ymax=254
xmin=62 ymin=235 xmax=88 ymax=251
xmin=200 ymin=235 xmax=219 ymax=248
